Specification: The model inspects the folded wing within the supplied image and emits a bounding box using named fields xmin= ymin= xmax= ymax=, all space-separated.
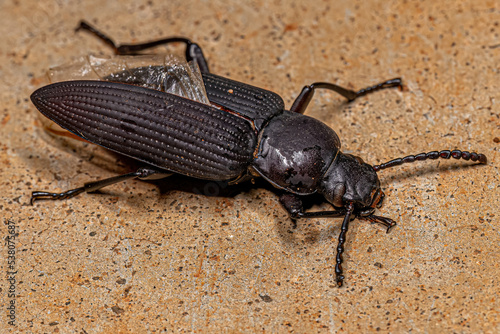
xmin=31 ymin=80 xmax=257 ymax=180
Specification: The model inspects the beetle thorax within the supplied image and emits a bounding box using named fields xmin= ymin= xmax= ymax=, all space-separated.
xmin=252 ymin=112 xmax=341 ymax=195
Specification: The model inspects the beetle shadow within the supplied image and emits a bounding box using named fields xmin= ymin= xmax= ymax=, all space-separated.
xmin=129 ymin=157 xmax=487 ymax=249
xmin=30 ymin=125 xmax=486 ymax=250
xmin=152 ymin=173 xmax=265 ymax=199
xmin=272 ymin=193 xmax=344 ymax=248
xmin=151 ymin=173 xmax=342 ymax=248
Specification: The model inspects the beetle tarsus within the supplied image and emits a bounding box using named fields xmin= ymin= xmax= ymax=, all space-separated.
xmin=75 ymin=20 xmax=210 ymax=72
xmin=76 ymin=20 xmax=119 ymax=52
xmin=31 ymin=187 xmax=86 ymax=204
xmin=359 ymin=215 xmax=397 ymax=233
xmin=30 ymin=167 xmax=163 ymax=205
xmin=353 ymin=78 xmax=403 ymax=101
xmin=290 ymin=78 xmax=402 ymax=114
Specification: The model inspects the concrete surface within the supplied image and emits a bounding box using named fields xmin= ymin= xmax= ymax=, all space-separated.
xmin=1 ymin=0 xmax=499 ymax=332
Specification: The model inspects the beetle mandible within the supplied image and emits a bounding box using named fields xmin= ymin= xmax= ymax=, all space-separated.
xmin=30 ymin=21 xmax=487 ymax=287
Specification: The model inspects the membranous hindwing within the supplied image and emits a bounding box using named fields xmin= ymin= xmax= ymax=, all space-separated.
xmin=48 ymin=54 xmax=209 ymax=102
xmin=41 ymin=54 xmax=210 ymax=138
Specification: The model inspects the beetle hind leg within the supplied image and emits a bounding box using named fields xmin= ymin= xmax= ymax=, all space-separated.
xmin=31 ymin=167 xmax=169 ymax=205
xmin=76 ymin=20 xmax=210 ymax=73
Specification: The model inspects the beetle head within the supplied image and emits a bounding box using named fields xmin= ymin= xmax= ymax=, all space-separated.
xmin=319 ymin=149 xmax=487 ymax=216
xmin=320 ymin=152 xmax=383 ymax=212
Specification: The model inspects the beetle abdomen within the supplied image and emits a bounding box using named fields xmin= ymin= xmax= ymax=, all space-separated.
xmin=31 ymin=80 xmax=256 ymax=180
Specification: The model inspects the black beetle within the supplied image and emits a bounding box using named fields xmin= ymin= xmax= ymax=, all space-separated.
xmin=30 ymin=21 xmax=487 ymax=287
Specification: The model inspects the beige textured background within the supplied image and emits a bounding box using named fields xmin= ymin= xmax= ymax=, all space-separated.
xmin=1 ymin=0 xmax=499 ymax=333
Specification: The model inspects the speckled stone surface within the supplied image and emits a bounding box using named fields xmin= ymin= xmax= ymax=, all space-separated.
xmin=1 ymin=0 xmax=499 ymax=332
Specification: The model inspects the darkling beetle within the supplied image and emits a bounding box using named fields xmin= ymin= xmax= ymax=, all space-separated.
xmin=30 ymin=21 xmax=487 ymax=287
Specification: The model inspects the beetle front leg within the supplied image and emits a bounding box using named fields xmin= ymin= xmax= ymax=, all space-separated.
xmin=76 ymin=21 xmax=210 ymax=73
xmin=31 ymin=167 xmax=169 ymax=204
xmin=358 ymin=215 xmax=397 ymax=233
xmin=290 ymin=78 xmax=402 ymax=114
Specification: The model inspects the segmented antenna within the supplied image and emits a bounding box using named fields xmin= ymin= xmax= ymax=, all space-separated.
xmin=373 ymin=150 xmax=487 ymax=172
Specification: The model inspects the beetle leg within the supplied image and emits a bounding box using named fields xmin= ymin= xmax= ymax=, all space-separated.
xmin=31 ymin=167 xmax=169 ymax=204
xmin=279 ymin=193 xmax=346 ymax=219
xmin=76 ymin=21 xmax=210 ymax=73
xmin=290 ymin=78 xmax=402 ymax=114
xmin=358 ymin=215 xmax=397 ymax=233
xmin=279 ymin=193 xmax=304 ymax=218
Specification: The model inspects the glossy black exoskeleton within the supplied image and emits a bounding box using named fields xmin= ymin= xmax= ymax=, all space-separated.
xmin=30 ymin=21 xmax=487 ymax=286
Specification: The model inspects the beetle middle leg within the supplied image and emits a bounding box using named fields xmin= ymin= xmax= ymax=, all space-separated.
xmin=290 ymin=78 xmax=402 ymax=114
xmin=31 ymin=167 xmax=170 ymax=204
xmin=76 ymin=21 xmax=210 ymax=73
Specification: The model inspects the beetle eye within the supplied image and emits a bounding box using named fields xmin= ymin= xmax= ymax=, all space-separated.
xmin=332 ymin=183 xmax=346 ymax=207
xmin=369 ymin=188 xmax=384 ymax=208
xmin=345 ymin=154 xmax=364 ymax=164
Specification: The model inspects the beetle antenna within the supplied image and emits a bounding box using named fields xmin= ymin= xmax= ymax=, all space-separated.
xmin=373 ymin=149 xmax=487 ymax=172
xmin=335 ymin=202 xmax=355 ymax=287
